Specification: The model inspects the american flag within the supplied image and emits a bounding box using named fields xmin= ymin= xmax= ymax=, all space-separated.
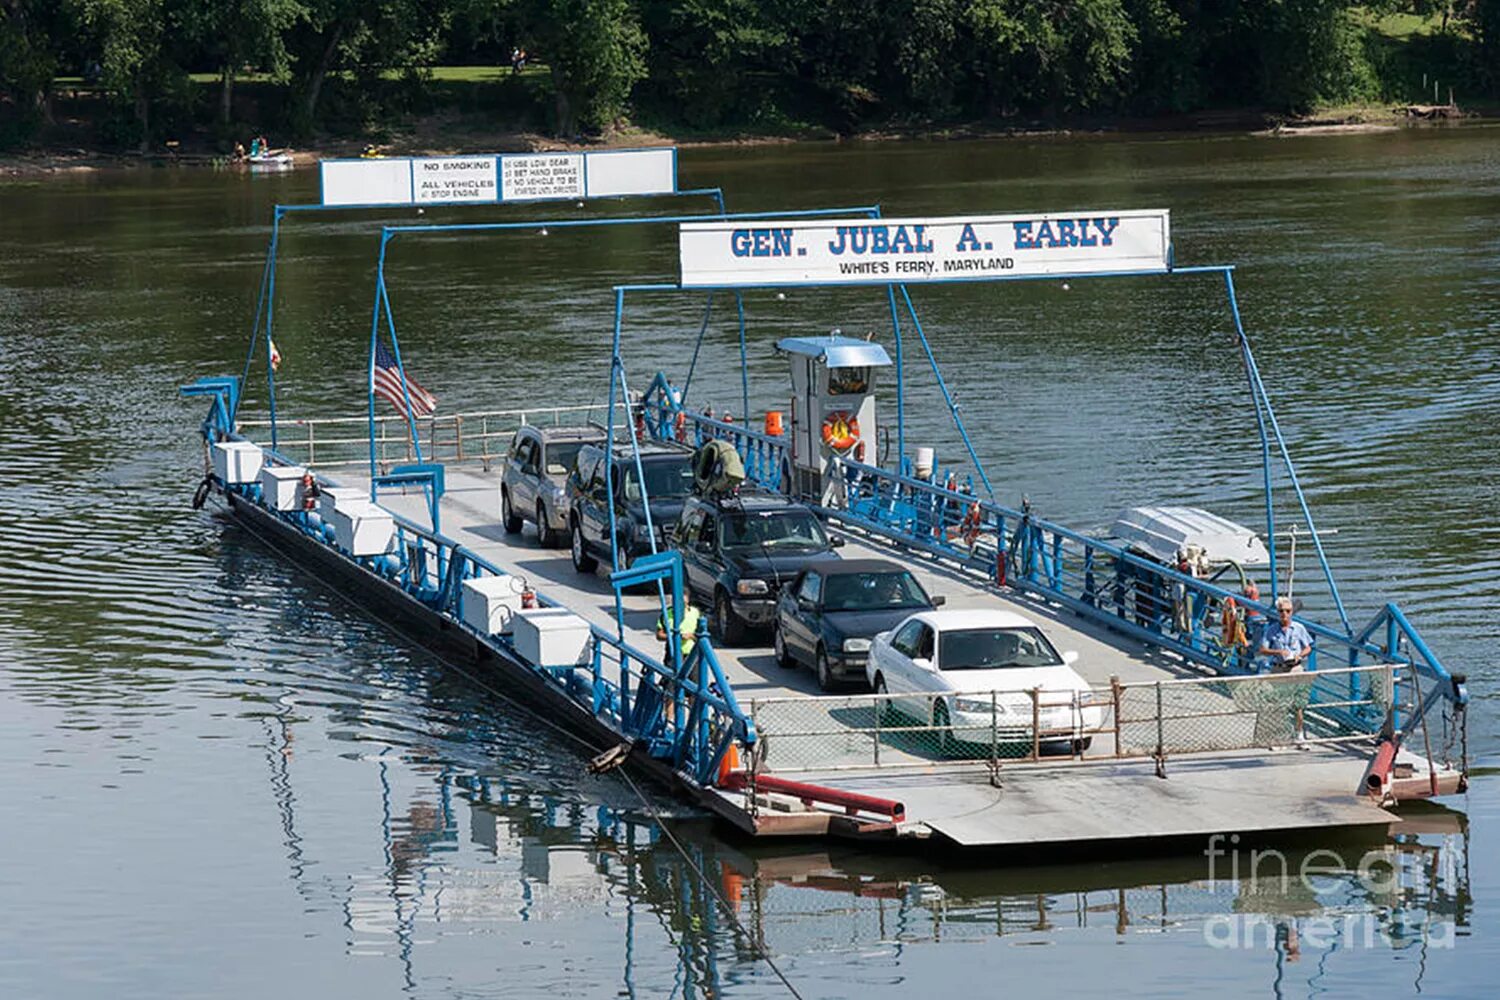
xmin=373 ymin=341 xmax=437 ymax=418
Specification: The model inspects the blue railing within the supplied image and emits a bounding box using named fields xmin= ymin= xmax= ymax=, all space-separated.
xmin=639 ymin=372 xmax=788 ymax=491
xmin=817 ymin=455 xmax=1464 ymax=735
xmin=186 ymin=408 xmax=754 ymax=788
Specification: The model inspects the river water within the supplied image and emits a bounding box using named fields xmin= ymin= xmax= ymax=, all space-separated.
xmin=2 ymin=128 xmax=1498 ymax=998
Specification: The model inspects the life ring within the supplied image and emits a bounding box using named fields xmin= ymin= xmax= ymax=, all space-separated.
xmin=821 ymin=411 xmax=860 ymax=453
xmin=959 ymin=501 xmax=982 ymax=547
xmin=191 ymin=475 xmax=213 ymax=510
xmin=1221 ymin=597 xmax=1246 ymax=648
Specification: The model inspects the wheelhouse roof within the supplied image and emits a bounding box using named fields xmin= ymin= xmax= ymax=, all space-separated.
xmin=776 ymin=335 xmax=892 ymax=368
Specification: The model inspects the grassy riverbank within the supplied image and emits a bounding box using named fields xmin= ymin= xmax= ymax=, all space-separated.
xmin=8 ymin=70 xmax=1496 ymax=174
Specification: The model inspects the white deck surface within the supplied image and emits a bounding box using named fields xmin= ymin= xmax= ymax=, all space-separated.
xmin=342 ymin=465 xmax=1396 ymax=846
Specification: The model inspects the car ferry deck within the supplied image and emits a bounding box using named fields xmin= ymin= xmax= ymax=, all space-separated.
xmin=185 ymin=163 xmax=1469 ymax=855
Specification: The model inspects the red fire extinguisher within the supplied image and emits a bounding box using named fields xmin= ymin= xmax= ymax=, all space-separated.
xmin=520 ymin=580 xmax=537 ymax=609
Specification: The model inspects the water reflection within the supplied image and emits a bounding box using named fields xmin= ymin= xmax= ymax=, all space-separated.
xmin=257 ymin=679 xmax=1470 ymax=1000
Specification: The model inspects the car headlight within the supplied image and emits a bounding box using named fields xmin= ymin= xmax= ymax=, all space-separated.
xmin=954 ymin=697 xmax=996 ymax=714
xmin=842 ymin=637 xmax=871 ymax=653
xmin=736 ymin=579 xmax=769 ymax=596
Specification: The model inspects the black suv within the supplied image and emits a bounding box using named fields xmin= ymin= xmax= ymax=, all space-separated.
xmin=674 ymin=490 xmax=843 ymax=645
xmin=567 ymin=441 xmax=695 ymax=573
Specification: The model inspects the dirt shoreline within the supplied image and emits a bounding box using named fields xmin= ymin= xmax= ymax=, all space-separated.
xmin=2 ymin=107 xmax=1486 ymax=179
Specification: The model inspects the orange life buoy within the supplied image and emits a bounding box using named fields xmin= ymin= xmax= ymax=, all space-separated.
xmin=1221 ymin=596 xmax=1246 ymax=648
xmin=960 ymin=501 xmax=982 ymax=547
xmin=821 ymin=410 xmax=860 ymax=453
xmin=673 ymin=410 xmax=687 ymax=443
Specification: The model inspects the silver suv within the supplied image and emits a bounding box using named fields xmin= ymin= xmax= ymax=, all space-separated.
xmin=501 ymin=425 xmax=604 ymax=547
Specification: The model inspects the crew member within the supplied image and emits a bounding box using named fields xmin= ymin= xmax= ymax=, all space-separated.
xmin=1258 ymin=596 xmax=1314 ymax=746
xmin=654 ymin=601 xmax=701 ymax=724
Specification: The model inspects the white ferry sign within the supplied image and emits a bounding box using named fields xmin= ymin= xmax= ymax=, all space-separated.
xmin=319 ymin=147 xmax=676 ymax=207
xmin=678 ymin=210 xmax=1170 ymax=287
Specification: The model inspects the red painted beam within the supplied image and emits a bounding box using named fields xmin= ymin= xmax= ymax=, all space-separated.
xmin=722 ymin=772 xmax=906 ymax=823
xmin=1365 ymin=739 xmax=1398 ymax=795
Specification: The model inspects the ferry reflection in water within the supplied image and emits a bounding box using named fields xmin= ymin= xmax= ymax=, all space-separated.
xmin=255 ymin=701 xmax=1470 ymax=999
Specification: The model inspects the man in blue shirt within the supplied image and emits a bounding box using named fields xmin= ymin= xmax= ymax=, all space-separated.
xmin=1259 ymin=597 xmax=1313 ymax=672
xmin=1258 ymin=597 xmax=1313 ymax=746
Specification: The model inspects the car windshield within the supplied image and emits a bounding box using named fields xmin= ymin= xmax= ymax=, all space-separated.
xmin=938 ymin=627 xmax=1063 ymax=671
xmin=621 ymin=458 xmax=693 ymax=502
xmin=547 ymin=441 xmax=588 ymax=476
xmin=821 ymin=570 xmax=928 ymax=611
xmin=720 ymin=510 xmax=828 ymax=550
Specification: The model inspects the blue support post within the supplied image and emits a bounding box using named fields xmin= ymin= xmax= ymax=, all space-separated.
xmin=898 ymin=285 xmax=994 ymax=498
xmin=735 ymin=292 xmax=750 ymax=424
xmin=1224 ymin=270 xmax=1351 ymax=633
xmin=680 ymin=293 xmax=714 ymax=404
xmin=235 ymin=226 xmax=277 ymax=423
xmin=1223 ymin=268 xmax=1280 ymax=602
xmin=886 ymin=283 xmax=905 ymax=466
xmin=605 ymin=288 xmax=626 ymax=638
xmin=366 ymin=235 xmax=389 ymax=493
xmin=263 ymin=210 xmax=283 ymax=451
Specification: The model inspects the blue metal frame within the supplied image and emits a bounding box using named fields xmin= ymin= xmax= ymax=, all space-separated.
xmin=616 ymin=262 xmax=1351 ymax=632
xmin=230 ymin=184 xmax=732 ymax=454
xmin=183 ymin=426 xmax=758 ymax=786
xmin=605 ymin=254 xmax=1468 ymax=735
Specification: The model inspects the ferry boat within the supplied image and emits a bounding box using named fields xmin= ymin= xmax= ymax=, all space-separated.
xmin=181 ymin=148 xmax=1469 ymax=853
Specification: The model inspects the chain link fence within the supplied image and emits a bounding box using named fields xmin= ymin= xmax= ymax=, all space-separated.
xmin=747 ymin=665 xmax=1396 ymax=775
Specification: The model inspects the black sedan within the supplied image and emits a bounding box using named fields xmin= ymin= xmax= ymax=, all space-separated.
xmin=773 ymin=558 xmax=943 ymax=690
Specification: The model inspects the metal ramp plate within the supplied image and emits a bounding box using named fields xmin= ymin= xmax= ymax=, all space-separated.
xmin=812 ymin=751 xmax=1395 ymax=848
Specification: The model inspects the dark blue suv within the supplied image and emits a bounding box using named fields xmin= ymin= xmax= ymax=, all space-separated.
xmin=674 ymin=490 xmax=843 ymax=645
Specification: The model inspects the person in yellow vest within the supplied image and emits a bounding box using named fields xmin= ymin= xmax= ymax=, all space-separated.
xmin=654 ymin=602 xmax=701 ymax=724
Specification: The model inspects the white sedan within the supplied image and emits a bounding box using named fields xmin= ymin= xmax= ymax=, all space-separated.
xmin=865 ymin=608 xmax=1102 ymax=754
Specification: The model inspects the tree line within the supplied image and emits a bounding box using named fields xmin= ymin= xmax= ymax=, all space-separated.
xmin=2 ymin=0 xmax=1497 ymax=150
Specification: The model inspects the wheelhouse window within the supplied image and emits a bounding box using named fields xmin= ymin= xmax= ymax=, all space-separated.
xmin=827 ymin=366 xmax=870 ymax=395
xmin=938 ymin=627 xmax=1063 ymax=671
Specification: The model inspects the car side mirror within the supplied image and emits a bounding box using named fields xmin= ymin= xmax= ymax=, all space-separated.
xmin=1063 ymin=650 xmax=1079 ymax=665
xmin=931 ymin=595 xmax=946 ymax=607
xmin=830 ymin=536 xmax=845 ymax=548
xmin=797 ymin=596 xmax=815 ymax=612
xmin=912 ymin=657 xmax=933 ymax=671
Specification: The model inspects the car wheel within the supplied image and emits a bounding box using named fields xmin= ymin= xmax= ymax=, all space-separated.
xmin=875 ymin=676 xmax=895 ymax=725
xmin=501 ymin=488 xmax=522 ymax=534
xmin=773 ymin=625 xmax=796 ymax=669
xmin=815 ymin=646 xmax=835 ymax=692
xmin=1072 ymin=736 xmax=1093 ymax=755
xmin=570 ymin=519 xmax=597 ymax=573
xmin=714 ymin=591 xmax=746 ymax=647
xmin=536 ymin=502 xmax=558 ymax=548
xmin=933 ymin=700 xmax=955 ymax=757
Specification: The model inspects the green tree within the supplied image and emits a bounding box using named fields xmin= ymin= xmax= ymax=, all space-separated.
xmin=514 ymin=0 xmax=647 ymax=134
xmin=186 ymin=0 xmax=306 ymax=127
xmin=68 ymin=0 xmax=193 ymax=152
xmin=1 ymin=0 xmax=73 ymax=137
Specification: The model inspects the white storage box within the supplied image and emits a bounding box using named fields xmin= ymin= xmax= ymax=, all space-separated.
xmin=212 ymin=440 xmax=264 ymax=485
xmin=318 ymin=486 xmax=367 ymax=515
xmin=328 ymin=501 xmax=395 ymax=556
xmin=461 ymin=575 xmax=528 ymax=635
xmin=259 ymin=464 xmax=308 ymax=511
xmin=512 ymin=608 xmax=592 ymax=668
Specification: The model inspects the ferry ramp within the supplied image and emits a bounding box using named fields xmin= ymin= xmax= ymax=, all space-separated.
xmin=349 ymin=465 xmax=1396 ymax=848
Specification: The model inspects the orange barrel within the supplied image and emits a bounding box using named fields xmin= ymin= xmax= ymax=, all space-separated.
xmin=764 ymin=410 xmax=785 ymax=436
